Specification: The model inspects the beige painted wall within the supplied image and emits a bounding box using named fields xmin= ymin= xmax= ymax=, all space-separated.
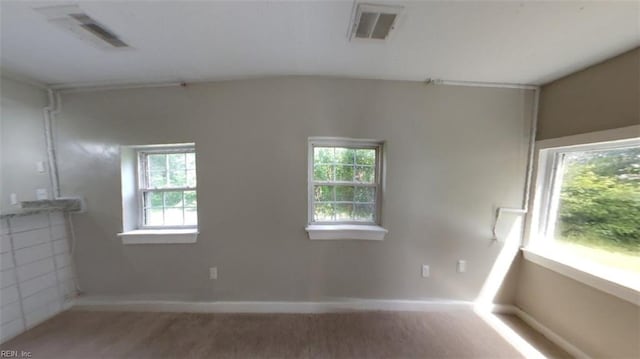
xmin=56 ymin=77 xmax=534 ymax=301
xmin=515 ymin=49 xmax=640 ymax=358
xmin=517 ymin=260 xmax=640 ymax=358
xmin=0 ymin=77 xmax=50 ymax=213
xmin=537 ymin=47 xmax=639 ymax=140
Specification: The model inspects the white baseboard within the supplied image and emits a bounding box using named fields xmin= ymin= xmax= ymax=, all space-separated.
xmin=72 ymin=296 xmax=473 ymax=314
xmin=492 ymin=304 xmax=590 ymax=359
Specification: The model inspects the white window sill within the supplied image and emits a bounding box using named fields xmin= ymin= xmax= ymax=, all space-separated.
xmin=118 ymin=229 xmax=198 ymax=245
xmin=522 ymin=247 xmax=639 ymax=305
xmin=305 ymin=224 xmax=388 ymax=240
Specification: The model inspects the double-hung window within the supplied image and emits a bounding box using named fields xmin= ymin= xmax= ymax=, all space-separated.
xmin=138 ymin=146 xmax=198 ymax=228
xmin=306 ymin=137 xmax=387 ymax=240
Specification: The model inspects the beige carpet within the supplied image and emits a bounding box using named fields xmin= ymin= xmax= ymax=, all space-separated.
xmin=1 ymin=310 xmax=568 ymax=358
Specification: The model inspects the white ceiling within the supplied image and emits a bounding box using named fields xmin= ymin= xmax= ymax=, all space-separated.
xmin=1 ymin=1 xmax=638 ymax=88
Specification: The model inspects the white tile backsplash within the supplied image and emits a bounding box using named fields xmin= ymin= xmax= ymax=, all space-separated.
xmin=16 ymin=258 xmax=55 ymax=283
xmin=0 ymin=235 xmax=11 ymax=254
xmin=1 ymin=285 xmax=19 ymax=306
xmin=0 ymin=252 xmax=14 ymax=271
xmin=0 ymin=212 xmax=76 ymax=343
xmin=52 ymin=239 xmax=68 ymax=255
xmin=1 ymin=269 xmax=16 ymax=289
xmin=9 ymin=214 xmax=50 ymax=233
xmin=15 ymin=243 xmax=53 ymax=266
xmin=22 ymin=286 xmax=58 ymax=313
xmin=50 ymin=225 xmax=66 ymax=241
xmin=49 ymin=212 xmax=65 ymax=226
xmin=1 ymin=300 xmax=22 ymax=325
xmin=11 ymin=228 xmax=51 ymax=250
xmin=19 ymin=272 xmax=57 ymax=298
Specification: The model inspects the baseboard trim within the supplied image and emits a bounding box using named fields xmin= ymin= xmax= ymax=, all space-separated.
xmin=72 ymin=297 xmax=473 ymax=314
xmin=492 ymin=304 xmax=590 ymax=359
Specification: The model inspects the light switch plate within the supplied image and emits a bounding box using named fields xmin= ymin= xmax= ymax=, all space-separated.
xmin=209 ymin=267 xmax=218 ymax=280
xmin=36 ymin=161 xmax=46 ymax=173
xmin=457 ymin=260 xmax=467 ymax=273
xmin=10 ymin=193 xmax=18 ymax=205
xmin=421 ymin=265 xmax=430 ymax=278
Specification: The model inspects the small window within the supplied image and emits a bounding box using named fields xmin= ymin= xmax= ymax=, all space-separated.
xmin=308 ymin=138 xmax=383 ymax=225
xmin=137 ymin=146 xmax=197 ymax=228
xmin=537 ymin=140 xmax=639 ymax=276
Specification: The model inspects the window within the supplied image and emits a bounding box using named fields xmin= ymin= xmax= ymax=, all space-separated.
xmin=306 ymin=138 xmax=387 ymax=240
xmin=138 ymin=146 xmax=197 ymax=228
xmin=528 ymin=133 xmax=639 ymax=299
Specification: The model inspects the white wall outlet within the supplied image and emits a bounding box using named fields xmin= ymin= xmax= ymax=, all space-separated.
xmin=209 ymin=267 xmax=218 ymax=280
xmin=10 ymin=193 xmax=18 ymax=205
xmin=421 ymin=264 xmax=430 ymax=278
xmin=36 ymin=188 xmax=49 ymax=200
xmin=36 ymin=161 xmax=46 ymax=173
xmin=457 ymin=260 xmax=467 ymax=273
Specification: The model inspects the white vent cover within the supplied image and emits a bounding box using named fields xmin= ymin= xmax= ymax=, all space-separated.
xmin=35 ymin=5 xmax=129 ymax=49
xmin=349 ymin=3 xmax=403 ymax=41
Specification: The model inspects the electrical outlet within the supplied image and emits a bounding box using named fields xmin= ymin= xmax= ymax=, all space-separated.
xmin=457 ymin=260 xmax=467 ymax=273
xmin=36 ymin=188 xmax=49 ymax=200
xmin=36 ymin=161 xmax=46 ymax=173
xmin=209 ymin=267 xmax=218 ymax=280
xmin=421 ymin=265 xmax=430 ymax=278
xmin=10 ymin=193 xmax=18 ymax=205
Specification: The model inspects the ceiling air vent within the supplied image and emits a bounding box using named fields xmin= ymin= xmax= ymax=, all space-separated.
xmin=349 ymin=3 xmax=403 ymax=41
xmin=35 ymin=5 xmax=129 ymax=49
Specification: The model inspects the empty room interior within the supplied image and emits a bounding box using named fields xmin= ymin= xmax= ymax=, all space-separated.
xmin=0 ymin=1 xmax=638 ymax=358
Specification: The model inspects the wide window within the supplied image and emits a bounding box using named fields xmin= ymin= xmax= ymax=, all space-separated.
xmin=308 ymin=138 xmax=383 ymax=225
xmin=529 ymin=136 xmax=639 ymax=296
xmin=138 ymin=147 xmax=197 ymax=228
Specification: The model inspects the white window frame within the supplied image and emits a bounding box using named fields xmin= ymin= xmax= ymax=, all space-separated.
xmin=305 ymin=137 xmax=388 ymax=240
xmin=136 ymin=145 xmax=197 ymax=230
xmin=525 ymin=125 xmax=640 ymax=304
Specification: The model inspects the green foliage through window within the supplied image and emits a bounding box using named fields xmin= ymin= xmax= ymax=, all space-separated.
xmin=554 ymin=147 xmax=640 ymax=256
xmin=312 ymin=145 xmax=378 ymax=222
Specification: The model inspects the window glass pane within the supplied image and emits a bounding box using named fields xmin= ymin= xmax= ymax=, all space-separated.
xmin=164 ymin=191 xmax=183 ymax=207
xmin=186 ymin=170 xmax=197 ymax=187
xmin=168 ymin=153 xmax=186 ymax=171
xmin=335 ymin=186 xmax=354 ymax=202
xmin=148 ymin=154 xmax=166 ymax=171
xmin=552 ymin=146 xmax=640 ymax=273
xmin=145 ymin=208 xmax=163 ymax=226
xmin=164 ymin=208 xmax=183 ymax=225
xmin=314 ymin=147 xmax=334 ymax=164
xmin=145 ymin=192 xmax=164 ymax=208
xmin=149 ymin=171 xmax=167 ymax=188
xmin=355 ymin=166 xmax=374 ymax=183
xmin=355 ymin=187 xmax=375 ymax=203
xmin=314 ymin=164 xmax=333 ymax=181
xmin=335 ymin=203 xmax=353 ymax=221
xmin=185 ymin=208 xmax=198 ymax=225
xmin=314 ymin=203 xmax=335 ymax=221
xmin=335 ymin=148 xmax=355 ymax=164
xmin=314 ymin=185 xmax=334 ymax=202
xmin=184 ymin=191 xmax=197 ymax=207
xmin=186 ymin=153 xmax=196 ymax=170
xmin=356 ymin=149 xmax=375 ymax=165
xmin=354 ymin=204 xmax=375 ymax=222
xmin=335 ymin=165 xmax=354 ymax=182
xmin=168 ymin=169 xmax=187 ymax=187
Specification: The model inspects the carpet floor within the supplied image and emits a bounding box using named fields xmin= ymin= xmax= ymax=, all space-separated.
xmin=1 ymin=310 xmax=569 ymax=358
